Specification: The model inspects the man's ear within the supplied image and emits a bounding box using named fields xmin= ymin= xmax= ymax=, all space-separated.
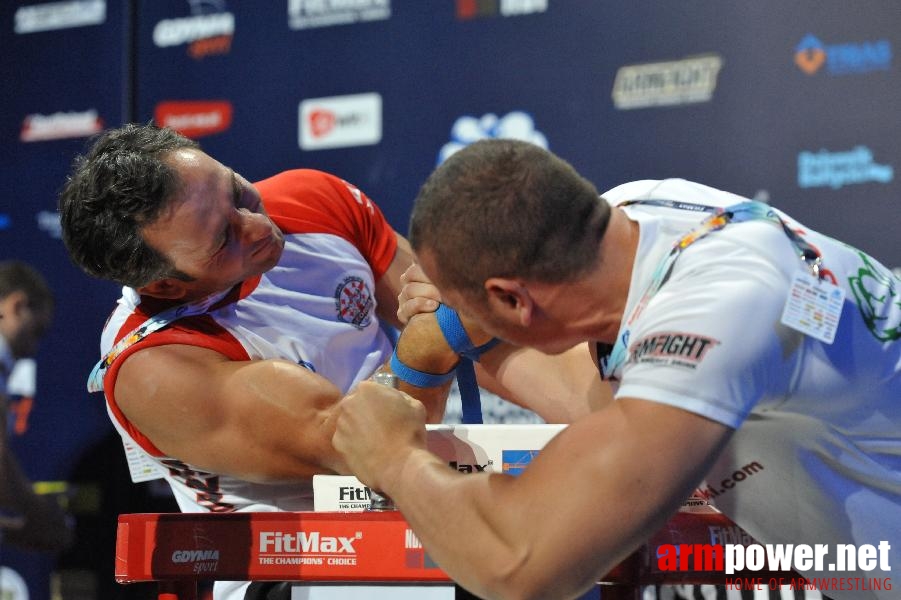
xmin=0 ymin=290 xmax=28 ymax=323
xmin=484 ymin=278 xmax=534 ymax=326
xmin=137 ymin=278 xmax=188 ymax=300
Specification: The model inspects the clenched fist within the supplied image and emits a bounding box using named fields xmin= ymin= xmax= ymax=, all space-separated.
xmin=332 ymin=381 xmax=429 ymax=493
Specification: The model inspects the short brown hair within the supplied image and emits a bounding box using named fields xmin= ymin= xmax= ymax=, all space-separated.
xmin=409 ymin=139 xmax=611 ymax=298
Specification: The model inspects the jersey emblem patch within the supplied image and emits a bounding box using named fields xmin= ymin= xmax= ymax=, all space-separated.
xmin=627 ymin=331 xmax=719 ymax=369
xmin=334 ymin=275 xmax=374 ymax=330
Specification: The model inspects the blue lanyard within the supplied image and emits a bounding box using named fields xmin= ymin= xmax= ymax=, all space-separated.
xmin=598 ymin=199 xmax=823 ymax=380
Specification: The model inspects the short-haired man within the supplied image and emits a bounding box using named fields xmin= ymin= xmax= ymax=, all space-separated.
xmin=0 ymin=260 xmax=72 ymax=551
xmin=333 ymin=139 xmax=901 ymax=600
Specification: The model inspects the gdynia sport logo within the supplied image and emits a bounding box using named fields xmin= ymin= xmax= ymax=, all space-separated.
xmin=657 ymin=540 xmax=892 ymax=593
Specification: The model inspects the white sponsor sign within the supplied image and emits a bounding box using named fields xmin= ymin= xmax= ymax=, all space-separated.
xmin=288 ymin=0 xmax=391 ymax=30
xmin=313 ymin=424 xmax=565 ymax=511
xmin=15 ymin=0 xmax=105 ymax=34
xmin=20 ymin=110 xmax=103 ymax=142
xmin=299 ymin=93 xmax=382 ymax=150
xmin=612 ymin=54 xmax=723 ymax=109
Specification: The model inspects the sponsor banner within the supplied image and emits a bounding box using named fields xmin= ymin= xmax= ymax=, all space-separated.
xmin=456 ymin=0 xmax=548 ymax=20
xmin=797 ymin=146 xmax=893 ymax=190
xmin=154 ymin=100 xmax=233 ymax=138
xmin=288 ymin=0 xmax=391 ymax=30
xmin=313 ymin=476 xmax=373 ymax=512
xmin=299 ymin=93 xmax=382 ymax=150
xmin=612 ymin=54 xmax=723 ymax=110
xmin=314 ymin=425 xmax=564 ymax=512
xmin=116 ymin=502 xmax=789 ymax=585
xmin=116 ymin=511 xmax=451 ymax=581
xmin=152 ymin=2 xmax=234 ymax=58
xmin=20 ymin=110 xmax=103 ymax=142
xmin=795 ymin=34 xmax=892 ymax=76
xmin=14 ymin=0 xmax=105 ymax=34
xmin=438 ymin=111 xmax=548 ymax=165
xmin=36 ymin=211 xmax=62 ymax=239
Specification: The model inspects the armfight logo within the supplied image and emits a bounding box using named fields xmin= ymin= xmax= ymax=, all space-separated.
xmin=612 ymin=54 xmax=723 ymax=110
xmin=628 ymin=331 xmax=719 ymax=369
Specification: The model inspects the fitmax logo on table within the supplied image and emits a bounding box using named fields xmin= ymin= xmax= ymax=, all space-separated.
xmin=795 ymin=34 xmax=892 ymax=76
xmin=797 ymin=146 xmax=893 ymax=190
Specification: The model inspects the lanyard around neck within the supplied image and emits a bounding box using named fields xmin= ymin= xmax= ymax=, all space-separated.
xmin=87 ymin=290 xmax=230 ymax=393
xmin=598 ymin=198 xmax=824 ymax=380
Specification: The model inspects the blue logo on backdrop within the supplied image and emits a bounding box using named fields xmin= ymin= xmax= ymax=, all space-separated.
xmin=797 ymin=146 xmax=894 ymax=190
xmin=0 ymin=214 xmax=10 ymax=231
xmin=437 ymin=111 xmax=548 ymax=165
xmin=794 ymin=34 xmax=892 ymax=76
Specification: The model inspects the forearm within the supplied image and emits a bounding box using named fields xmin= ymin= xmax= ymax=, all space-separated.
xmin=380 ymin=444 xmax=624 ymax=599
xmin=477 ymin=342 xmax=613 ymax=423
xmin=390 ymin=312 xmax=459 ymax=423
xmin=383 ymin=449 xmax=538 ymax=599
xmin=376 ymin=401 xmax=729 ymax=600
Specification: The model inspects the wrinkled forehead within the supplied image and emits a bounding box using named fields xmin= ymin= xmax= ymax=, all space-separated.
xmin=156 ymin=148 xmax=225 ymax=209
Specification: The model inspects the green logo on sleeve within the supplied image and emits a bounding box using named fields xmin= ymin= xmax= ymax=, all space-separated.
xmin=848 ymin=252 xmax=901 ymax=342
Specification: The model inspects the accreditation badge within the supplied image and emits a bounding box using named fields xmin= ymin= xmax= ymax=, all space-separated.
xmin=780 ymin=271 xmax=845 ymax=344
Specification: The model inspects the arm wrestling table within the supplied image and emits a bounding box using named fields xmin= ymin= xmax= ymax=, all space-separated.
xmin=116 ymin=508 xmax=790 ymax=600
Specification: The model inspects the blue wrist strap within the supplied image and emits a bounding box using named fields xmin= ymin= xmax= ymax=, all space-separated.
xmin=456 ymin=358 xmax=483 ymax=424
xmin=435 ymin=304 xmax=502 ymax=424
xmin=434 ymin=304 xmax=500 ymax=362
xmin=389 ymin=349 xmax=456 ymax=388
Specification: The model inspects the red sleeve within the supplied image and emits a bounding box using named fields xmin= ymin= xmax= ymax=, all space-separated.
xmin=103 ymin=314 xmax=250 ymax=457
xmin=254 ymin=170 xmax=399 ymax=279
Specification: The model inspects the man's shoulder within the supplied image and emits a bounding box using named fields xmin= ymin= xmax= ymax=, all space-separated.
xmin=602 ymin=178 xmax=745 ymax=207
xmin=254 ymin=169 xmax=343 ymax=197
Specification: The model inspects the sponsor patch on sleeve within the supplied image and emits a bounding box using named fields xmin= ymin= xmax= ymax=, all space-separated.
xmin=627 ymin=331 xmax=720 ymax=369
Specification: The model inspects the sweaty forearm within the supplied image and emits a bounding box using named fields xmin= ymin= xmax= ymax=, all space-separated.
xmin=390 ymin=313 xmax=458 ymax=422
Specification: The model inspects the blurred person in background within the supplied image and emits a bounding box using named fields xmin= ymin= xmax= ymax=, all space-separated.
xmin=0 ymin=260 xmax=73 ymax=552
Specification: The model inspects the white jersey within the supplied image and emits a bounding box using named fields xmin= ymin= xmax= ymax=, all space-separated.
xmin=602 ymin=179 xmax=900 ymax=599
xmin=98 ymin=169 xmax=397 ymax=516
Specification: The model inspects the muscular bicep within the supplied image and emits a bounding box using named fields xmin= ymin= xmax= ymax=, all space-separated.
xmin=115 ymin=345 xmax=346 ymax=482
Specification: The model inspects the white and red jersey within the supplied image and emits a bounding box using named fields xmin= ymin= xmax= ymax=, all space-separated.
xmin=98 ymin=169 xmax=398 ymax=515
